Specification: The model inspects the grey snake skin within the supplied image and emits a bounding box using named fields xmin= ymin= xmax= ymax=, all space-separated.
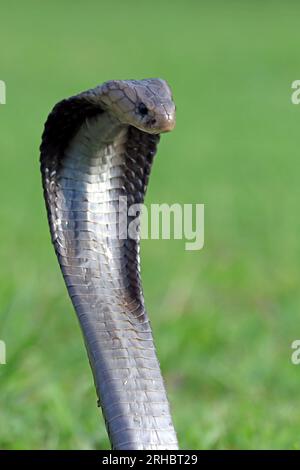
xmin=40 ymin=79 xmax=178 ymax=450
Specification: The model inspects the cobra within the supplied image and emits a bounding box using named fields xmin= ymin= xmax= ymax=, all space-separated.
xmin=40 ymin=78 xmax=178 ymax=450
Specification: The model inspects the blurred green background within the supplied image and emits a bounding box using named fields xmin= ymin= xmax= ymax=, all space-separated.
xmin=1 ymin=0 xmax=300 ymax=450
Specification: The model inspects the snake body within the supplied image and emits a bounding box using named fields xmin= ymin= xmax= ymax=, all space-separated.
xmin=40 ymin=79 xmax=177 ymax=450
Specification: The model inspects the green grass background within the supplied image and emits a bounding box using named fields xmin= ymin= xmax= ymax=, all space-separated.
xmin=1 ymin=0 xmax=300 ymax=449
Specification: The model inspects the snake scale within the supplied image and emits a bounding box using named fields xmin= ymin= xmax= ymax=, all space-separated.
xmin=40 ymin=79 xmax=178 ymax=450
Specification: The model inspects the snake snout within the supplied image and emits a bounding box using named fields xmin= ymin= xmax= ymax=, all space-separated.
xmin=151 ymin=112 xmax=176 ymax=133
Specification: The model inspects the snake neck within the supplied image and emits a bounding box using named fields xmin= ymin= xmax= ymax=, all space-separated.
xmin=44 ymin=109 xmax=178 ymax=450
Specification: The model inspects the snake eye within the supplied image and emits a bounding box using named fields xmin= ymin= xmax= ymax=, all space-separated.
xmin=138 ymin=102 xmax=148 ymax=116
